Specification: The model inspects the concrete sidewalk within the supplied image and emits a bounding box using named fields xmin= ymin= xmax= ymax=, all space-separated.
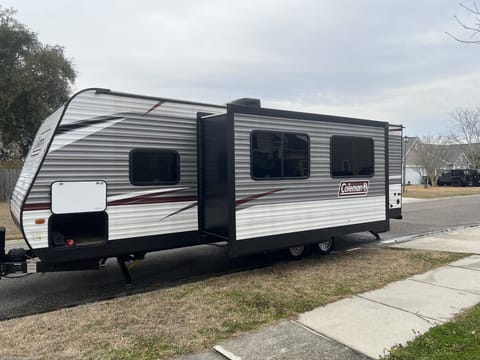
xmin=392 ymin=226 xmax=480 ymax=254
xmin=183 ymin=226 xmax=480 ymax=360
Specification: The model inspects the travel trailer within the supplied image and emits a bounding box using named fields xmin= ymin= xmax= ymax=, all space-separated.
xmin=0 ymin=88 xmax=403 ymax=282
xmin=199 ymin=103 xmax=403 ymax=257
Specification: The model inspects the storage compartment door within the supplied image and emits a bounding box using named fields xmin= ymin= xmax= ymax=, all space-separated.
xmin=51 ymin=181 xmax=107 ymax=214
xmin=50 ymin=181 xmax=108 ymax=248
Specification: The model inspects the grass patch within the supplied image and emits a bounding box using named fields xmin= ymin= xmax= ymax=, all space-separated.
xmin=0 ymin=201 xmax=22 ymax=240
xmin=403 ymin=185 xmax=480 ymax=199
xmin=384 ymin=304 xmax=480 ymax=360
xmin=0 ymin=248 xmax=465 ymax=359
xmin=408 ymin=252 xmax=462 ymax=267
xmin=94 ymin=336 xmax=191 ymax=360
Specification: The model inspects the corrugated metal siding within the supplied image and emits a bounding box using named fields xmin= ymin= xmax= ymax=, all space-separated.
xmin=388 ymin=127 xmax=403 ymax=210
xmin=108 ymin=202 xmax=198 ymax=240
xmin=389 ymin=131 xmax=402 ymax=185
xmin=234 ymin=113 xmax=387 ymax=240
xmin=10 ymin=107 xmax=64 ymax=223
xmin=236 ymin=197 xmax=386 ymax=240
xmin=22 ymin=90 xmax=222 ymax=248
xmin=22 ymin=209 xmax=50 ymax=248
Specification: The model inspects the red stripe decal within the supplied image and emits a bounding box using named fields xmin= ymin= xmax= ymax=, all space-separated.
xmin=107 ymin=188 xmax=188 ymax=206
xmin=24 ymin=203 xmax=51 ymax=211
xmin=144 ymin=101 xmax=164 ymax=115
xmin=108 ymin=195 xmax=197 ymax=206
xmin=23 ymin=195 xmax=196 ymax=211
xmin=24 ymin=190 xmax=280 ymax=212
xmin=235 ymin=189 xmax=284 ymax=206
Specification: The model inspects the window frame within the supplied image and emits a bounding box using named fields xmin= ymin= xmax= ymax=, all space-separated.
xmin=250 ymin=130 xmax=310 ymax=181
xmin=330 ymin=135 xmax=375 ymax=178
xmin=129 ymin=148 xmax=180 ymax=186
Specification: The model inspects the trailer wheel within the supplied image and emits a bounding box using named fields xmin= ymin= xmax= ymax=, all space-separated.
xmin=452 ymin=178 xmax=462 ymax=187
xmin=286 ymin=245 xmax=306 ymax=259
xmin=317 ymin=237 xmax=334 ymax=255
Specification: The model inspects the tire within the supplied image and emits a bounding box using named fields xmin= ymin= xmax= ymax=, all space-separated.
xmin=467 ymin=180 xmax=474 ymax=187
xmin=437 ymin=182 xmax=443 ymax=186
xmin=452 ymin=179 xmax=462 ymax=187
xmin=286 ymin=245 xmax=306 ymax=259
xmin=317 ymin=237 xmax=334 ymax=255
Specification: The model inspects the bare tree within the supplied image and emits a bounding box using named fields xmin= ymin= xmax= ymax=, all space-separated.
xmin=414 ymin=136 xmax=453 ymax=187
xmin=450 ymin=107 xmax=480 ymax=168
xmin=446 ymin=2 xmax=480 ymax=44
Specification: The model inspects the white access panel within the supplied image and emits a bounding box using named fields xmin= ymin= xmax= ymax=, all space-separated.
xmin=51 ymin=181 xmax=107 ymax=214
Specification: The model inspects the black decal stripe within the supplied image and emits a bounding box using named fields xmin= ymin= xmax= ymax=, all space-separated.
xmin=55 ymin=103 xmax=167 ymax=136
xmin=159 ymin=202 xmax=198 ymax=221
xmin=56 ymin=116 xmax=125 ymax=135
xmin=112 ymin=195 xmax=196 ymax=206
xmin=235 ymin=188 xmax=285 ymax=211
xmin=107 ymin=188 xmax=190 ymax=206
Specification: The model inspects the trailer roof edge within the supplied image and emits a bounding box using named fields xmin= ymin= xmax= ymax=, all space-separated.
xmin=226 ymin=103 xmax=388 ymax=128
xmin=94 ymin=88 xmax=225 ymax=109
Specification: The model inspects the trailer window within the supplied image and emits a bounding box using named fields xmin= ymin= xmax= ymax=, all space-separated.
xmin=251 ymin=131 xmax=309 ymax=179
xmin=330 ymin=136 xmax=374 ymax=177
xmin=129 ymin=149 xmax=179 ymax=185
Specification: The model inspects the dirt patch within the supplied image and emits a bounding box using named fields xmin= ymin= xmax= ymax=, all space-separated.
xmin=0 ymin=202 xmax=22 ymax=240
xmin=403 ymin=185 xmax=480 ymax=199
xmin=0 ymin=248 xmax=465 ymax=359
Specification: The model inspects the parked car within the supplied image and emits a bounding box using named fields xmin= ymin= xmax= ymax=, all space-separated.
xmin=437 ymin=169 xmax=479 ymax=187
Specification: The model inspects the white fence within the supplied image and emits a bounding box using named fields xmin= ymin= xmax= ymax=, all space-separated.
xmin=0 ymin=168 xmax=21 ymax=201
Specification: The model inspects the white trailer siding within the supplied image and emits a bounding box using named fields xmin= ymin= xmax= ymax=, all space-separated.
xmin=18 ymin=89 xmax=221 ymax=249
xmin=388 ymin=128 xmax=403 ymax=211
xmin=10 ymin=107 xmax=64 ymax=224
xmin=233 ymin=112 xmax=387 ymax=241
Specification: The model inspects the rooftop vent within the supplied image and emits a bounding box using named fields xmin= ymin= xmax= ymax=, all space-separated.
xmin=228 ymin=98 xmax=261 ymax=108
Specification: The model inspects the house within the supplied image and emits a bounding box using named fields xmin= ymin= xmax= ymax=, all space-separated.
xmin=404 ymin=137 xmax=479 ymax=185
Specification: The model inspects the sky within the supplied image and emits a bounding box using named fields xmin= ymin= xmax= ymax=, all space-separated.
xmin=2 ymin=0 xmax=479 ymax=136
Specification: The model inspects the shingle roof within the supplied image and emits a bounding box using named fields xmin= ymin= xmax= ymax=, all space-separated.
xmin=404 ymin=137 xmax=480 ymax=168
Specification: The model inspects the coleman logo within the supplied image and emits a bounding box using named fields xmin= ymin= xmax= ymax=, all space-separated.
xmin=338 ymin=180 xmax=369 ymax=197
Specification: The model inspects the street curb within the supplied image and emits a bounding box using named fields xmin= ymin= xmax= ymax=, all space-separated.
xmin=403 ymin=193 xmax=480 ymax=203
xmin=380 ymin=224 xmax=480 ymax=245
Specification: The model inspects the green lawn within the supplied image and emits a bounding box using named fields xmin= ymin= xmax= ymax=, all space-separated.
xmin=385 ymin=304 xmax=480 ymax=360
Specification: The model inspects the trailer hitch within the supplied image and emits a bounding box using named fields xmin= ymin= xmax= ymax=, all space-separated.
xmin=0 ymin=262 xmax=28 ymax=277
xmin=0 ymin=227 xmax=102 ymax=279
xmin=0 ymin=227 xmax=140 ymax=282
xmin=0 ymin=229 xmax=36 ymax=278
